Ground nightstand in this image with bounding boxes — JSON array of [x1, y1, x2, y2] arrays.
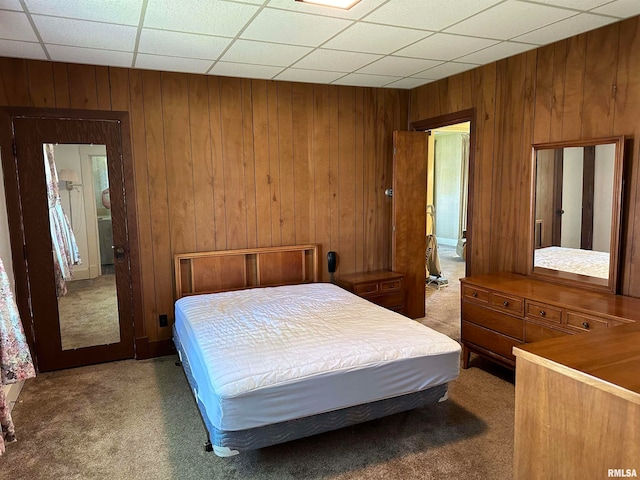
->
[[335, 270, 405, 314]]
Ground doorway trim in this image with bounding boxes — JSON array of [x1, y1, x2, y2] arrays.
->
[[411, 108, 476, 278], [0, 107, 144, 369]]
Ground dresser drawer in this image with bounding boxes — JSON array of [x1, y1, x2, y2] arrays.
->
[[380, 279, 401, 292], [462, 301, 524, 340], [526, 301, 562, 326], [370, 291, 404, 309], [490, 292, 524, 316], [462, 321, 522, 361], [524, 320, 570, 343], [354, 282, 379, 295], [462, 284, 489, 304], [566, 312, 609, 332]]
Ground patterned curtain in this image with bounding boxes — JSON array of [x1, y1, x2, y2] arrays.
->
[[0, 256, 36, 455], [43, 144, 81, 297]]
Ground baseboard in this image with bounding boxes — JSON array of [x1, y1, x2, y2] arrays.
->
[[148, 339, 176, 358]]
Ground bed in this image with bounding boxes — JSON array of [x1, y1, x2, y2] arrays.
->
[[173, 245, 461, 457], [533, 246, 609, 279]]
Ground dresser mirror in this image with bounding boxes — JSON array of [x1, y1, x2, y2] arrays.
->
[[530, 136, 624, 294]]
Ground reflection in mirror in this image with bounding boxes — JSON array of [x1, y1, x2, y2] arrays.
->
[[531, 137, 624, 293], [44, 143, 120, 350]]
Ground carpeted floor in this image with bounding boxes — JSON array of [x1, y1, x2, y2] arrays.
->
[[5, 248, 515, 479]]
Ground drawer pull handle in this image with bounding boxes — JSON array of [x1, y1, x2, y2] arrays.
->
[[472, 292, 477, 298], [503, 301, 509, 307], [539, 310, 546, 316], [582, 321, 590, 329]]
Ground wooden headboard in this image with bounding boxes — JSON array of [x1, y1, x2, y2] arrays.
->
[[174, 244, 318, 299]]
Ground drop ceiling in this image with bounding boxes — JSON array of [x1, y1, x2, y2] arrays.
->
[[1, 0, 638, 89]]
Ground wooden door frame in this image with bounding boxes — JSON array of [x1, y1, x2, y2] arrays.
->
[[411, 108, 476, 278], [0, 107, 145, 369]]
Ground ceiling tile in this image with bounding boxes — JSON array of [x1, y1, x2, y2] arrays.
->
[[135, 53, 212, 73], [265, 0, 387, 20], [0, 39, 46, 59], [395, 33, 498, 61], [592, 0, 640, 18], [445, 1, 576, 40], [362, 0, 503, 31], [532, 0, 614, 10], [412, 62, 478, 80], [357, 56, 441, 76], [0, 0, 22, 11], [513, 13, 616, 45], [292, 48, 382, 72], [241, 8, 351, 46], [324, 23, 430, 54], [456, 41, 535, 64], [144, 0, 259, 36], [33, 15, 137, 50], [275, 68, 345, 83], [384, 77, 430, 89], [0, 11, 38, 41], [221, 39, 312, 66], [24, 0, 143, 25], [138, 29, 231, 60], [332, 72, 402, 87], [210, 61, 282, 79], [48, 45, 133, 67]]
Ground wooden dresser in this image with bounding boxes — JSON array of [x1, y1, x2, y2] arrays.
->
[[460, 272, 640, 369], [335, 270, 405, 314], [513, 322, 640, 479]]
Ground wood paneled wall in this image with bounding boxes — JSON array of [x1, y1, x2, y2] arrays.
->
[[0, 58, 408, 346], [410, 15, 640, 297]]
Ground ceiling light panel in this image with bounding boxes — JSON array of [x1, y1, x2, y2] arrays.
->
[[324, 23, 430, 54], [221, 39, 312, 66], [513, 13, 615, 45], [0, 11, 38, 41], [0, 39, 46, 60], [144, 0, 259, 37], [24, 0, 144, 26], [138, 29, 231, 60], [395, 33, 498, 61], [266, 0, 386, 20], [292, 48, 382, 72], [241, 8, 352, 46], [362, 0, 503, 31], [357, 56, 442, 77], [210, 62, 283, 79], [445, 1, 576, 40], [48, 45, 133, 67], [33, 15, 137, 50], [135, 53, 214, 74]]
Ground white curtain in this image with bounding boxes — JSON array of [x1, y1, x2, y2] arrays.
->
[[459, 133, 470, 236], [43, 144, 81, 297]]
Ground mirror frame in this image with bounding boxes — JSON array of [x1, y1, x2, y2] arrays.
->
[[529, 136, 625, 294]]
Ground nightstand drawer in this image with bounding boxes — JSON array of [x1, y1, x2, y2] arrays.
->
[[354, 282, 379, 295], [526, 301, 562, 325], [381, 279, 401, 292], [371, 291, 404, 309]]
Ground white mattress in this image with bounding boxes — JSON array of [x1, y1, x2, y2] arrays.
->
[[174, 282, 461, 431], [534, 246, 609, 279]]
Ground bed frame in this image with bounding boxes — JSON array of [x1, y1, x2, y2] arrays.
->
[[172, 244, 451, 456]]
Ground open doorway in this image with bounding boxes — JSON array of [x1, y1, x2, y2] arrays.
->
[[425, 122, 470, 288]]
